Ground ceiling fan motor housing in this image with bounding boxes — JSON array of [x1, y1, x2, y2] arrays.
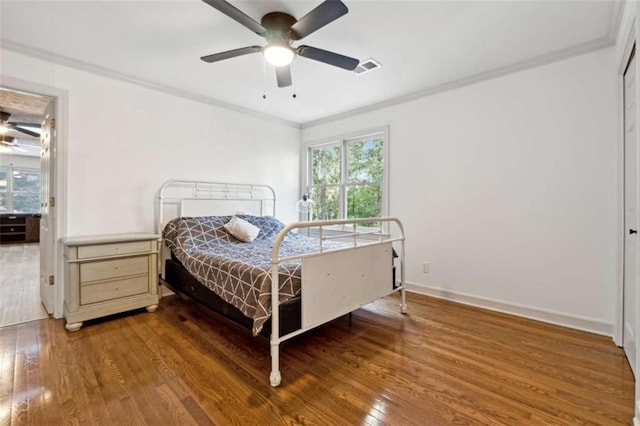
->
[[261, 12, 297, 45], [0, 111, 10, 123]]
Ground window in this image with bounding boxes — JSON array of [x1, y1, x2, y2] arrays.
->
[[0, 167, 41, 213], [0, 169, 7, 212], [304, 128, 388, 227]]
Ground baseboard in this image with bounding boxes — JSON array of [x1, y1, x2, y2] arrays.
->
[[404, 282, 613, 337]]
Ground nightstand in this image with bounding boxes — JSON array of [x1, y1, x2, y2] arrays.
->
[[62, 233, 160, 331]]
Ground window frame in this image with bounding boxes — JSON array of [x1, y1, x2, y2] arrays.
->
[[301, 126, 390, 232], [0, 165, 42, 214]]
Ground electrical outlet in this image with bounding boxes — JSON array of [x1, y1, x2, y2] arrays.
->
[[421, 262, 429, 273]]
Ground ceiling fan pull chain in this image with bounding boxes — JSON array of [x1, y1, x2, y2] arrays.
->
[[262, 55, 267, 99], [292, 61, 297, 99]]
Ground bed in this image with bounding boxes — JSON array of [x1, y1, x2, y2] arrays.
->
[[156, 179, 406, 387]]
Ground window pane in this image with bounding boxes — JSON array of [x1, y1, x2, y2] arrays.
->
[[12, 192, 41, 213], [309, 186, 340, 220], [311, 144, 341, 185], [0, 192, 7, 213], [11, 169, 41, 213], [347, 184, 382, 223], [0, 169, 7, 191], [347, 138, 383, 184], [13, 170, 41, 192]]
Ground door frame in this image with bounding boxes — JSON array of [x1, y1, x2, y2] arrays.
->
[[617, 15, 637, 348], [0, 75, 68, 319]]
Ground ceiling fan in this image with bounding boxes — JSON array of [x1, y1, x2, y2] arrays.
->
[[200, 0, 360, 88], [0, 111, 41, 138]]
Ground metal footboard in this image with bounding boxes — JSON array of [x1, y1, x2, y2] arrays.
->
[[268, 217, 406, 387]]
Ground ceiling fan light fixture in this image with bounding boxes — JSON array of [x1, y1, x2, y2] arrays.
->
[[264, 45, 295, 67]]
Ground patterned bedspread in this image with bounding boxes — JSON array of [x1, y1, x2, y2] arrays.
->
[[163, 215, 344, 335]]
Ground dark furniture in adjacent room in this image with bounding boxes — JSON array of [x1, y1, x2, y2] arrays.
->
[[0, 213, 40, 244]]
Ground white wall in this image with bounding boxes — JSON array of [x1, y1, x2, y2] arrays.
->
[[303, 47, 618, 334], [0, 153, 39, 169], [0, 48, 301, 236]]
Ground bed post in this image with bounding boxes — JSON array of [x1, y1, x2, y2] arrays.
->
[[400, 237, 407, 314], [270, 263, 282, 387]]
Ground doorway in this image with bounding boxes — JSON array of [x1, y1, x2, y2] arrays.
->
[[0, 87, 53, 326], [624, 46, 637, 376]]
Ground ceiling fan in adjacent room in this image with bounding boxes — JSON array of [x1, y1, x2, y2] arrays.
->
[[200, 0, 360, 88], [0, 110, 41, 138]]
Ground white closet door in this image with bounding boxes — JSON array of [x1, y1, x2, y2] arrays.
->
[[624, 48, 637, 376]]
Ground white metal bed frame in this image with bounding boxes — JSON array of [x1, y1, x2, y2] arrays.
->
[[156, 179, 406, 387]]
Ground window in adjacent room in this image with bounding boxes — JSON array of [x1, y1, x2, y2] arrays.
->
[[0, 167, 41, 213], [0, 168, 7, 212], [304, 127, 389, 228]]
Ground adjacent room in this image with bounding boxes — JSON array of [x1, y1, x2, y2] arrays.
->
[[0, 88, 48, 327], [0, 0, 636, 424]]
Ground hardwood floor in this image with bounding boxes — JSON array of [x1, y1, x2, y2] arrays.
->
[[0, 292, 633, 425], [0, 244, 47, 328]]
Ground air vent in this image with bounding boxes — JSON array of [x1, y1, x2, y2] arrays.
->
[[353, 58, 382, 76]]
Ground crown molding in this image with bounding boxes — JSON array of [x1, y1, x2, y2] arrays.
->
[[0, 38, 301, 129], [301, 37, 614, 129], [0, 30, 617, 132]]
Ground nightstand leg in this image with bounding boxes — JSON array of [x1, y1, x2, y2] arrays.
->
[[146, 304, 158, 313], [65, 322, 83, 332]]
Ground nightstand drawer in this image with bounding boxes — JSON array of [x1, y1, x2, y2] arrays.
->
[[77, 240, 152, 259], [81, 275, 149, 305], [80, 256, 148, 283]]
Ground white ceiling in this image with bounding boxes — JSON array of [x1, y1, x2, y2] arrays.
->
[[0, 0, 622, 126]]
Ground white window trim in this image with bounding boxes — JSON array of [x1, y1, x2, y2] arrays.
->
[[300, 126, 390, 232]]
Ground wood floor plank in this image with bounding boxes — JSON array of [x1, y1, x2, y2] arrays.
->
[[0, 292, 633, 425], [0, 244, 47, 328]]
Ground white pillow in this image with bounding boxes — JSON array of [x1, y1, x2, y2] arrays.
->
[[224, 216, 260, 242]]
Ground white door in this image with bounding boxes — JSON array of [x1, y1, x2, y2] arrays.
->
[[624, 48, 637, 376], [39, 100, 55, 313]]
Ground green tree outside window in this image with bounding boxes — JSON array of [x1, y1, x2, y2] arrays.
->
[[308, 135, 385, 226]]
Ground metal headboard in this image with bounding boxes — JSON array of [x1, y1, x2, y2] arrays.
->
[[155, 179, 276, 235]]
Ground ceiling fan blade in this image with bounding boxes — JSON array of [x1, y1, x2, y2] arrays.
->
[[297, 45, 359, 71], [4, 123, 40, 138], [290, 0, 348, 40], [201, 46, 262, 63], [201, 0, 266, 35], [8, 122, 40, 127], [276, 65, 292, 88]]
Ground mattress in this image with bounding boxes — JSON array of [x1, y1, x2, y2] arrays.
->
[[163, 215, 344, 336], [164, 256, 302, 338]]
